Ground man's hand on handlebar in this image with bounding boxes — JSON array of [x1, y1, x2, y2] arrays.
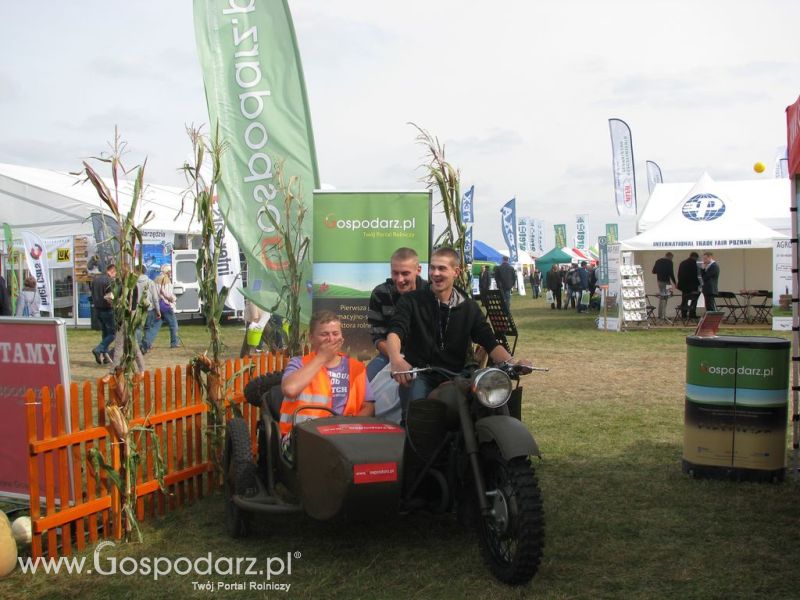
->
[[390, 356, 414, 387]]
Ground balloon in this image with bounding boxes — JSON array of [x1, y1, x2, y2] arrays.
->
[[753, 162, 766, 173]]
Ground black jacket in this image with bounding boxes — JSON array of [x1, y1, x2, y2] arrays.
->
[[479, 269, 491, 295], [0, 275, 10, 316], [367, 275, 427, 346], [702, 261, 720, 295], [90, 272, 114, 310], [652, 257, 676, 284], [388, 287, 499, 373], [545, 269, 562, 291], [677, 257, 700, 293], [494, 262, 516, 291]]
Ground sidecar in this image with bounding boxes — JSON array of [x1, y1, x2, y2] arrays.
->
[[223, 373, 406, 537]]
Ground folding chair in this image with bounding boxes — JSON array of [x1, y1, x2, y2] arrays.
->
[[750, 291, 772, 324], [715, 291, 746, 324]]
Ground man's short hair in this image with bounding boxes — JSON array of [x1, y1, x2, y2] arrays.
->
[[391, 247, 419, 263], [703, 251, 714, 258], [580, 261, 587, 267], [665, 252, 674, 258], [309, 310, 341, 334], [689, 252, 699, 259], [106, 263, 116, 273], [431, 247, 460, 267], [502, 255, 509, 263]]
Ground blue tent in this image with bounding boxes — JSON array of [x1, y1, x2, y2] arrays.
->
[[473, 240, 504, 263]]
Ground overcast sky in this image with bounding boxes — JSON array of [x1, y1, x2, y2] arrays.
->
[[1, 0, 798, 251]]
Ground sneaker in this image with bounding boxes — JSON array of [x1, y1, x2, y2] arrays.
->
[[92, 349, 102, 365], [102, 353, 112, 364]]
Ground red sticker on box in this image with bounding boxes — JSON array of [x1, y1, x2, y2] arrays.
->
[[353, 462, 399, 484], [316, 423, 404, 435]]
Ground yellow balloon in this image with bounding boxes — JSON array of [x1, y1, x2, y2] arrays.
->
[[754, 162, 766, 173]]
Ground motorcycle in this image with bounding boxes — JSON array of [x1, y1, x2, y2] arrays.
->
[[224, 361, 547, 586]]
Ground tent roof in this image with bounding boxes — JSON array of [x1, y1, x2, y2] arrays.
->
[[537, 247, 573, 264], [499, 248, 535, 264], [0, 162, 201, 239], [638, 176, 789, 235], [621, 173, 787, 251], [473, 239, 504, 263]]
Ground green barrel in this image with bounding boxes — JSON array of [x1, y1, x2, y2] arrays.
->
[[683, 335, 790, 481]]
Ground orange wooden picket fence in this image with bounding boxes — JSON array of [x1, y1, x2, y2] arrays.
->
[[24, 352, 287, 560]]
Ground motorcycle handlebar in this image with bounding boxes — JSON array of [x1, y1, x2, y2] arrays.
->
[[391, 363, 548, 379]]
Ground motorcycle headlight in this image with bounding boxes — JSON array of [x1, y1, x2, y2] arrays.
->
[[471, 368, 512, 408]]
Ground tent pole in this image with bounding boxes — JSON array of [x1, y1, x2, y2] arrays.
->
[[791, 175, 799, 479]]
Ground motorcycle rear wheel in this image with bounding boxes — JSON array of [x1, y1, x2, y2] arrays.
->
[[477, 446, 544, 585]]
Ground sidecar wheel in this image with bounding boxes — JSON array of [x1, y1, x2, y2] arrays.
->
[[223, 418, 254, 538], [477, 446, 544, 586]]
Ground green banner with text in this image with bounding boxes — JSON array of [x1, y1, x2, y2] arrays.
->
[[313, 191, 431, 356]]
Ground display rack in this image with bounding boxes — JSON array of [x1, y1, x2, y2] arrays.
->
[[620, 265, 648, 328]]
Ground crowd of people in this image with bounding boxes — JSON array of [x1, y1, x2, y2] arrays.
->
[[544, 261, 599, 312]]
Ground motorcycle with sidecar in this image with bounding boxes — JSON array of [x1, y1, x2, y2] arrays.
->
[[224, 362, 546, 585]]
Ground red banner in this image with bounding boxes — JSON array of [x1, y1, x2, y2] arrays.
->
[[353, 462, 398, 484], [787, 96, 800, 176], [316, 422, 404, 436], [0, 318, 70, 498]]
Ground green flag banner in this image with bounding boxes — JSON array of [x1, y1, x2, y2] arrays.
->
[[194, 0, 319, 322], [554, 224, 567, 248], [606, 223, 619, 243], [313, 191, 431, 355]]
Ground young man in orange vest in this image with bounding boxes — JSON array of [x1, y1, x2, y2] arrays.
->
[[279, 310, 374, 439]]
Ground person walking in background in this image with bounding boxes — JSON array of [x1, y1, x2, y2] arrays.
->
[[546, 265, 562, 309], [530, 269, 541, 299], [677, 252, 701, 319], [0, 273, 12, 316], [652, 252, 677, 321], [493, 256, 516, 309], [576, 261, 589, 312], [136, 265, 161, 354], [701, 251, 720, 312], [142, 264, 180, 351], [479, 264, 492, 302], [15, 274, 40, 317], [90, 263, 116, 365]]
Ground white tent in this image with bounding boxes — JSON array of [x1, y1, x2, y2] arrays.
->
[[621, 173, 787, 296], [638, 176, 789, 236], [499, 248, 535, 265], [0, 162, 200, 238]]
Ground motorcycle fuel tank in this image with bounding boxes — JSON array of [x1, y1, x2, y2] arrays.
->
[[295, 416, 405, 521]]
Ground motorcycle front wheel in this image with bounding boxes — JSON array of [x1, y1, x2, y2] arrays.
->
[[477, 445, 544, 586]]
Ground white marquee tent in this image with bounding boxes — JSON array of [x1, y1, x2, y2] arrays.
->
[[638, 176, 790, 236], [0, 163, 201, 239], [621, 173, 787, 297]]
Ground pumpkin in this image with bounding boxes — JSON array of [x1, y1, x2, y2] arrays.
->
[[12, 517, 32, 545], [0, 511, 17, 577]]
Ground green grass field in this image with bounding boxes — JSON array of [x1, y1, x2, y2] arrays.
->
[[3, 295, 798, 599]]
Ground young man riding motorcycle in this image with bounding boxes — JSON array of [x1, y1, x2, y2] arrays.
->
[[280, 310, 375, 441], [385, 247, 532, 420]]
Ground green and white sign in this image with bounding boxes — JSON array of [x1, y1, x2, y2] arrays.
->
[[313, 191, 431, 355]]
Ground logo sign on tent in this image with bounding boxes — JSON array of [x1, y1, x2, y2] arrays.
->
[[682, 194, 726, 222], [312, 191, 431, 355]]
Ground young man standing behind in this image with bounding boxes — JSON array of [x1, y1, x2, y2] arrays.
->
[[366, 247, 427, 381]]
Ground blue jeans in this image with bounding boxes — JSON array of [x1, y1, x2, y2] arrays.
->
[[143, 310, 179, 349], [501, 289, 512, 309], [94, 309, 115, 354], [366, 353, 390, 381], [398, 372, 440, 425]]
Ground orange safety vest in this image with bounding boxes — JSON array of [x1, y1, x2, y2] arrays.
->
[[278, 353, 366, 435]]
